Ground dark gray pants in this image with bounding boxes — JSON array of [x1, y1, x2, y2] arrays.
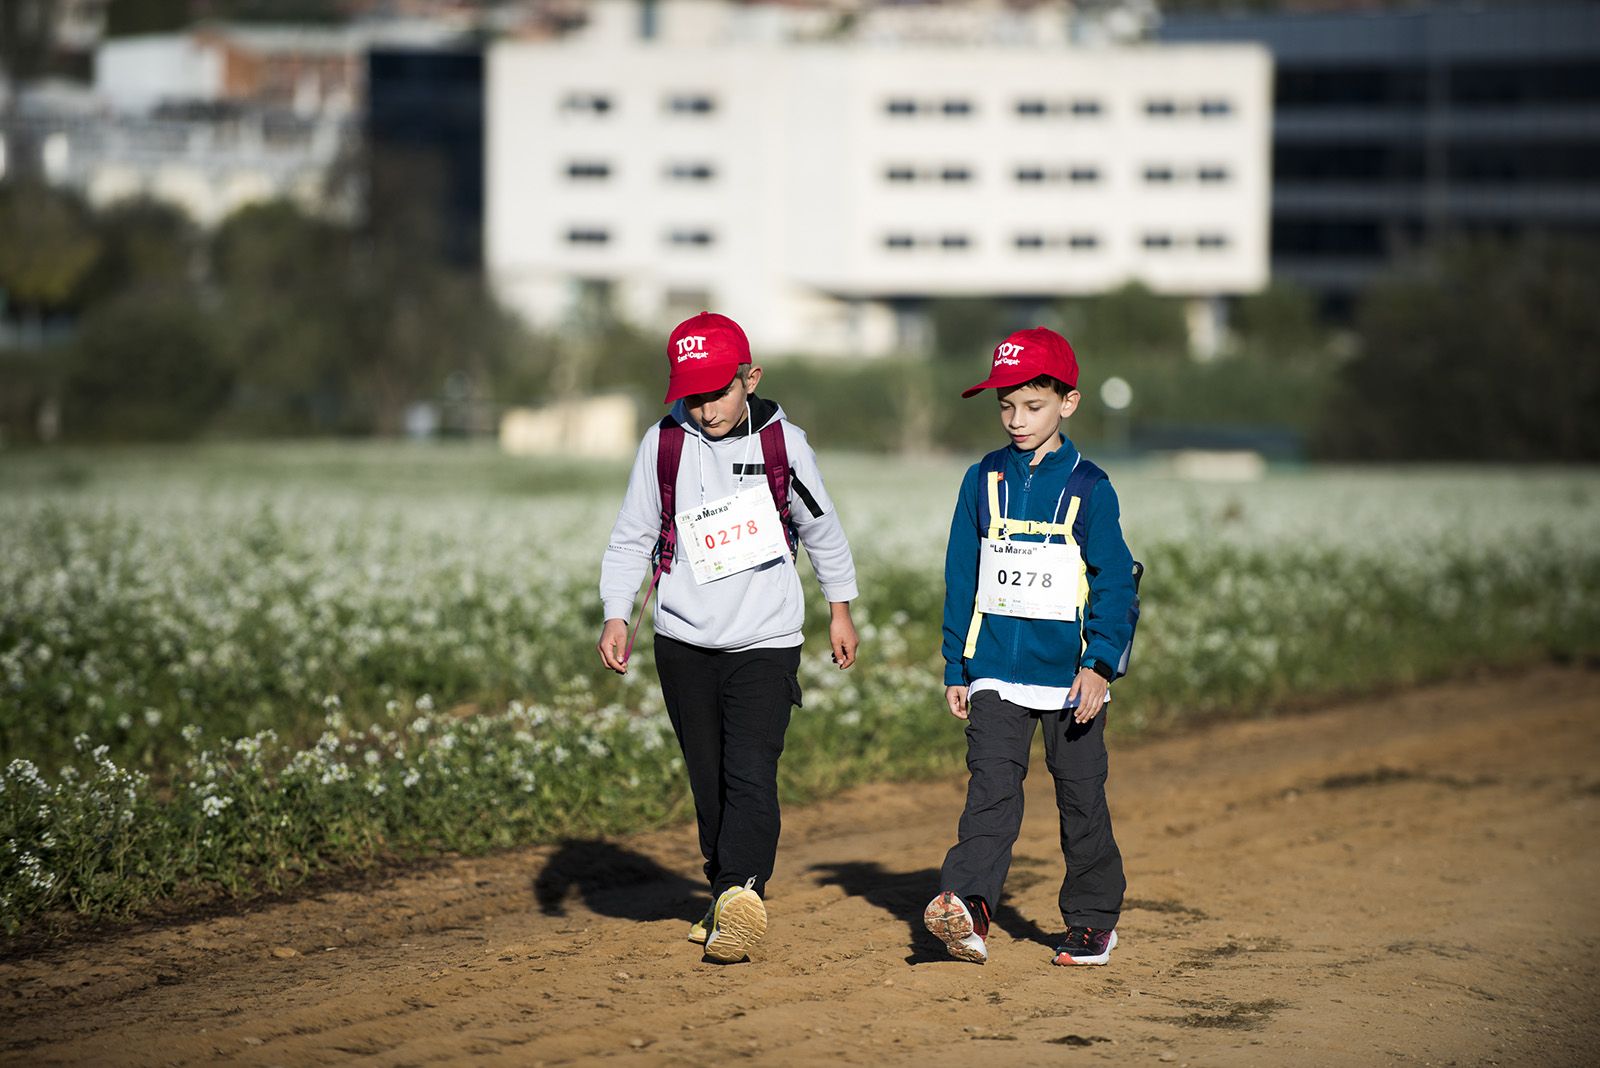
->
[[654, 634, 803, 898], [938, 689, 1125, 929]]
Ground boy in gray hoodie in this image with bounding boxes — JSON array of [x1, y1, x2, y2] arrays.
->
[[597, 312, 860, 963]]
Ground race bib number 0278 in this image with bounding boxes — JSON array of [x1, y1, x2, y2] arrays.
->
[[675, 487, 789, 585], [976, 538, 1080, 621]]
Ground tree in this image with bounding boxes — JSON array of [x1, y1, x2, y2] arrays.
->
[[1330, 236, 1600, 461], [65, 289, 231, 441], [0, 0, 58, 181], [1232, 281, 1324, 359], [927, 297, 1015, 362], [1058, 281, 1187, 359], [0, 182, 100, 317]]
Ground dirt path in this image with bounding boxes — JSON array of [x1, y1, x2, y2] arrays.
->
[[4, 669, 1599, 1067]]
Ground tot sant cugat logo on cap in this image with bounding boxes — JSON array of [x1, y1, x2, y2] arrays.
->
[[675, 335, 709, 363], [994, 342, 1024, 367]]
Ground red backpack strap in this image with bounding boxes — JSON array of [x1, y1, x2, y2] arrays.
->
[[654, 417, 684, 573], [758, 420, 798, 557]]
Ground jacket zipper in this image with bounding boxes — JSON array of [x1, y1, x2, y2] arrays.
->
[[1008, 458, 1035, 677]]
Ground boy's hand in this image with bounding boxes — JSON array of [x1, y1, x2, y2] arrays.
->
[[1067, 669, 1109, 724], [596, 618, 630, 674], [828, 602, 858, 669], [946, 685, 970, 720]]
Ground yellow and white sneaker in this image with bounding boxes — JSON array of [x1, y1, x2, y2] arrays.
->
[[703, 878, 767, 963], [686, 903, 714, 945]]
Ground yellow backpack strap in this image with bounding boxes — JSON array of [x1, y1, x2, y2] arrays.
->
[[963, 606, 984, 658]]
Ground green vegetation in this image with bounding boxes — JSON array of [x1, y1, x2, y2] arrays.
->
[[3, 447, 1597, 934]]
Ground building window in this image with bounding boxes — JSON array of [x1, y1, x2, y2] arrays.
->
[[666, 161, 716, 182], [667, 94, 716, 115], [667, 229, 715, 247], [1142, 233, 1173, 250], [885, 98, 918, 116], [1144, 99, 1178, 117], [1015, 165, 1100, 185], [566, 161, 611, 180], [1198, 165, 1231, 184], [941, 166, 972, 183], [567, 227, 610, 245], [1013, 233, 1101, 251], [1199, 98, 1233, 117], [884, 233, 915, 250], [940, 233, 971, 249], [1071, 99, 1102, 116], [885, 165, 917, 182], [1197, 233, 1230, 250], [942, 99, 973, 116], [1143, 165, 1175, 183], [561, 92, 612, 115], [1016, 99, 1048, 117]]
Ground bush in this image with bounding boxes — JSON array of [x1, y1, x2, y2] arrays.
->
[[64, 290, 231, 442], [1330, 236, 1600, 461]]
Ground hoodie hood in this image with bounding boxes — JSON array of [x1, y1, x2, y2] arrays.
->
[[669, 395, 784, 442]]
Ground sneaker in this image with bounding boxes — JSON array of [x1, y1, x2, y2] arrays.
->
[[704, 878, 767, 963], [923, 891, 989, 964], [686, 903, 714, 944], [1052, 926, 1117, 966]]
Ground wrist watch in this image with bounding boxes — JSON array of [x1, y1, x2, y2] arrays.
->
[[1084, 659, 1114, 682]]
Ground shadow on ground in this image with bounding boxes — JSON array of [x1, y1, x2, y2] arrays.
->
[[533, 839, 704, 924], [808, 860, 1057, 964]]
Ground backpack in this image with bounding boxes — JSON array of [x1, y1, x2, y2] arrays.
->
[[651, 414, 798, 576], [967, 451, 1144, 679]]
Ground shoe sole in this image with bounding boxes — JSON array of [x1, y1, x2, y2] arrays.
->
[[923, 892, 987, 964], [1052, 929, 1118, 966], [704, 891, 766, 963], [687, 925, 707, 945]]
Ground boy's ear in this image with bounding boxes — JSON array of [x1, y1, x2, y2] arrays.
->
[[1061, 389, 1082, 417], [744, 365, 763, 392]]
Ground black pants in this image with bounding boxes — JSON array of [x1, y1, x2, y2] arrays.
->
[[654, 634, 803, 898], [938, 689, 1125, 929]]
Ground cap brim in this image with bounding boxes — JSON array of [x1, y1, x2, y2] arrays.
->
[[663, 364, 741, 405], [960, 368, 1034, 398]]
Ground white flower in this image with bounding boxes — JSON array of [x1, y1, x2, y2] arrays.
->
[[402, 769, 422, 789], [201, 794, 234, 818]]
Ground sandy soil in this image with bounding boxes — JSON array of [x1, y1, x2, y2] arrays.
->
[[3, 668, 1598, 1067]]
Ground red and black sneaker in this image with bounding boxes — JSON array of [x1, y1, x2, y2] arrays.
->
[[1052, 926, 1118, 966], [923, 891, 991, 964]]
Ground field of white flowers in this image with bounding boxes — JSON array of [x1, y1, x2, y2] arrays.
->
[[3, 444, 1598, 933]]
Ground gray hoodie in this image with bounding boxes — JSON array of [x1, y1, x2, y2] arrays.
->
[[600, 396, 859, 651]]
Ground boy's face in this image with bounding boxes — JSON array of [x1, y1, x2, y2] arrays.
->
[[997, 381, 1079, 452], [684, 365, 762, 438]]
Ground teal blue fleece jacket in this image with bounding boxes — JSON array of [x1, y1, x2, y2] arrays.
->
[[941, 435, 1136, 688]]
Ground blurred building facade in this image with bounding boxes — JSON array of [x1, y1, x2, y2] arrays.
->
[[1160, 2, 1600, 316], [368, 43, 485, 265], [485, 0, 1270, 356], [8, 20, 467, 226]]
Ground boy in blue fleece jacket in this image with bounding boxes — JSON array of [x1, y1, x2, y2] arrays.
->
[[923, 327, 1137, 968]]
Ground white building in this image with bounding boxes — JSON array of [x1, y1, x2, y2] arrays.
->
[[486, 0, 1272, 357]]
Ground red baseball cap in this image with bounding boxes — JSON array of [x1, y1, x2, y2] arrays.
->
[[664, 312, 752, 404], [960, 327, 1080, 398]]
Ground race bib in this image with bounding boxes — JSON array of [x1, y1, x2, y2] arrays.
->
[[676, 487, 789, 585], [976, 538, 1080, 621]]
